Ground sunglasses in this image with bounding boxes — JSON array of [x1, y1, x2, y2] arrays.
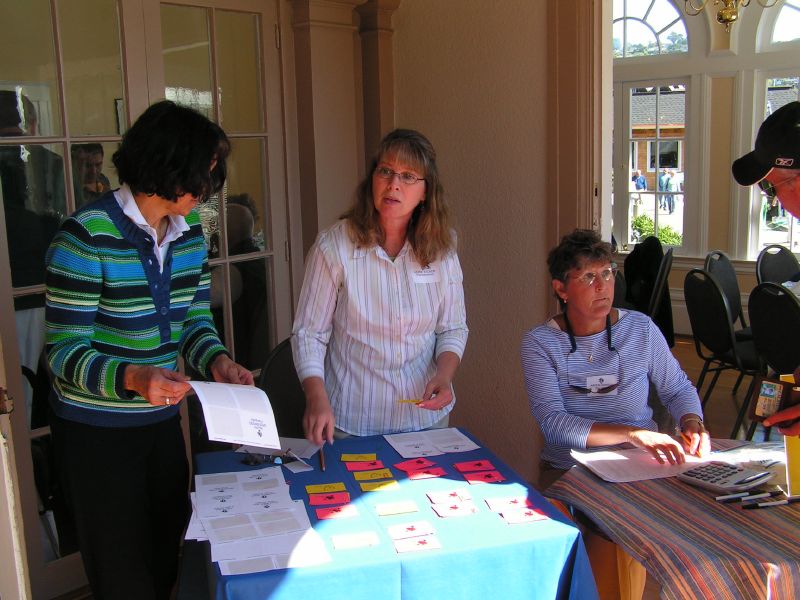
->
[[240, 449, 296, 466]]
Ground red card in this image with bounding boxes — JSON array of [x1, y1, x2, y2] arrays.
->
[[463, 470, 506, 484], [453, 459, 496, 473], [345, 460, 385, 471], [394, 458, 436, 472], [308, 491, 350, 506], [316, 505, 359, 520], [406, 467, 447, 480]]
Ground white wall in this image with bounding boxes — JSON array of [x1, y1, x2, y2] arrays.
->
[[392, 1, 550, 483]]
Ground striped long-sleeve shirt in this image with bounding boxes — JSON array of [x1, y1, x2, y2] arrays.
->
[[521, 310, 702, 469], [45, 192, 228, 427], [291, 220, 468, 436]]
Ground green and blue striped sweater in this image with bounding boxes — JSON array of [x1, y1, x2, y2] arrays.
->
[[45, 193, 228, 427]]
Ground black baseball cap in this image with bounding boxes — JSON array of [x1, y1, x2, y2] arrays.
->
[[732, 101, 800, 186]]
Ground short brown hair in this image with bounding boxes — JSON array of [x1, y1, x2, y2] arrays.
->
[[547, 229, 613, 282]]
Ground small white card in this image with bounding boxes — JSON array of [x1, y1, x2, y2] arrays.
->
[[331, 531, 381, 550], [500, 508, 549, 524], [375, 500, 419, 516], [387, 520, 434, 540], [430, 500, 478, 518], [394, 534, 442, 553], [484, 496, 534, 512], [411, 264, 440, 283], [426, 488, 472, 504]]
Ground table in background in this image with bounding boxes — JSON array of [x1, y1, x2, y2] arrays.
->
[[547, 460, 800, 600], [196, 429, 598, 600]]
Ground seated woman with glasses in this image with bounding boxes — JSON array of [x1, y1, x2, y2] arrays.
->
[[292, 129, 468, 445], [521, 229, 709, 488], [521, 229, 708, 600]]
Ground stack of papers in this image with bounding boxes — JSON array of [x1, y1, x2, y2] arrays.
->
[[186, 467, 330, 575]]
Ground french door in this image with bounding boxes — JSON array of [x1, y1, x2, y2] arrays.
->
[[0, 0, 291, 596]]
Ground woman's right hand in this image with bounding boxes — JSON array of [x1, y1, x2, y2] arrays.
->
[[124, 364, 192, 406], [627, 429, 687, 465], [302, 377, 335, 446]]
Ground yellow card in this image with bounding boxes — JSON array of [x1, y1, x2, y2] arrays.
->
[[341, 453, 377, 462], [305, 482, 347, 495], [353, 469, 394, 481], [360, 480, 399, 492], [786, 434, 800, 498]]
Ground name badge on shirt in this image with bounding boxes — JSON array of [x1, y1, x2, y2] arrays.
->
[[412, 264, 440, 283], [586, 374, 618, 396]]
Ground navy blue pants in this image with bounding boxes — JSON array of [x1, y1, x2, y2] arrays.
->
[[51, 412, 190, 600]]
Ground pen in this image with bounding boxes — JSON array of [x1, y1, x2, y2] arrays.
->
[[397, 399, 422, 404], [716, 491, 750, 502], [741, 497, 799, 509], [740, 490, 783, 503], [319, 444, 326, 472]]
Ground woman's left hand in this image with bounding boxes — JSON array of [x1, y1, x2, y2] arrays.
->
[[679, 418, 710, 458], [418, 374, 453, 410], [210, 354, 254, 386]]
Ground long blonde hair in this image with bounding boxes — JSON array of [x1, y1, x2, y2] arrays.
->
[[343, 129, 453, 266]]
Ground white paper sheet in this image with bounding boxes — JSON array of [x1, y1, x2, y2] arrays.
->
[[383, 428, 480, 458], [194, 467, 294, 518], [216, 529, 330, 574], [571, 441, 787, 484], [190, 381, 279, 449], [570, 447, 704, 483]]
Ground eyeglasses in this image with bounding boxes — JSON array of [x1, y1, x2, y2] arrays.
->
[[759, 173, 799, 200], [375, 166, 425, 185], [569, 264, 617, 287]]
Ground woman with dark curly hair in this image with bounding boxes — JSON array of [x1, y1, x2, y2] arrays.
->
[[292, 129, 468, 445], [46, 100, 252, 599]]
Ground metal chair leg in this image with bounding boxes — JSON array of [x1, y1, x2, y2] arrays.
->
[[702, 370, 723, 408], [731, 372, 745, 396], [730, 375, 757, 439]]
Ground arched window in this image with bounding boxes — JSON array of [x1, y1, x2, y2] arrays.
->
[[612, 0, 688, 58], [772, 0, 800, 43]]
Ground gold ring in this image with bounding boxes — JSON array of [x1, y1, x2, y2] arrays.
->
[[165, 397, 171, 406]]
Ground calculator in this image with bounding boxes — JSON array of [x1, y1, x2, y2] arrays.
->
[[676, 461, 774, 493]]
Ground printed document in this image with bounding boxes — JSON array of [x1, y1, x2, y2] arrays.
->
[[190, 381, 279, 449]]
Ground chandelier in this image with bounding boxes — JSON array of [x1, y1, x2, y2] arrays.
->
[[684, 0, 779, 32]]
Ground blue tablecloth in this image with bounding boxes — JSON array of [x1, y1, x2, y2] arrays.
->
[[196, 429, 598, 600]]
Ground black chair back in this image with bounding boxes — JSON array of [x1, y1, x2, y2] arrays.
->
[[748, 282, 800, 375], [756, 244, 800, 284], [684, 268, 737, 358], [647, 247, 673, 318], [705, 250, 747, 328], [257, 338, 306, 438]]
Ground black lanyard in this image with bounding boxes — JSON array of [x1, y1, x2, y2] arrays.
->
[[562, 311, 616, 354]]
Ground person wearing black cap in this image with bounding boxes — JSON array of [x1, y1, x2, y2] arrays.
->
[[732, 100, 800, 436]]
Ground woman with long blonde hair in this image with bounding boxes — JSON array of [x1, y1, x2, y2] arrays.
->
[[292, 129, 468, 445]]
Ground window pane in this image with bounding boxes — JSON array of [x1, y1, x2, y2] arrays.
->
[[227, 138, 268, 252], [162, 5, 214, 119], [230, 257, 270, 369], [613, 20, 625, 58], [630, 192, 656, 244], [648, 0, 680, 31], [70, 142, 119, 208], [625, 19, 658, 56], [1, 143, 67, 288], [0, 1, 62, 136], [658, 86, 685, 138], [59, 0, 125, 136], [217, 10, 263, 133], [773, 4, 800, 43], [660, 24, 688, 54], [630, 88, 656, 137]]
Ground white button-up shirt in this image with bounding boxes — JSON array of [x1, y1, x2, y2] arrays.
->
[[115, 184, 189, 271], [292, 220, 468, 436]]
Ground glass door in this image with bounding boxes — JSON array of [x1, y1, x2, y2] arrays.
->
[[0, 0, 290, 596]]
